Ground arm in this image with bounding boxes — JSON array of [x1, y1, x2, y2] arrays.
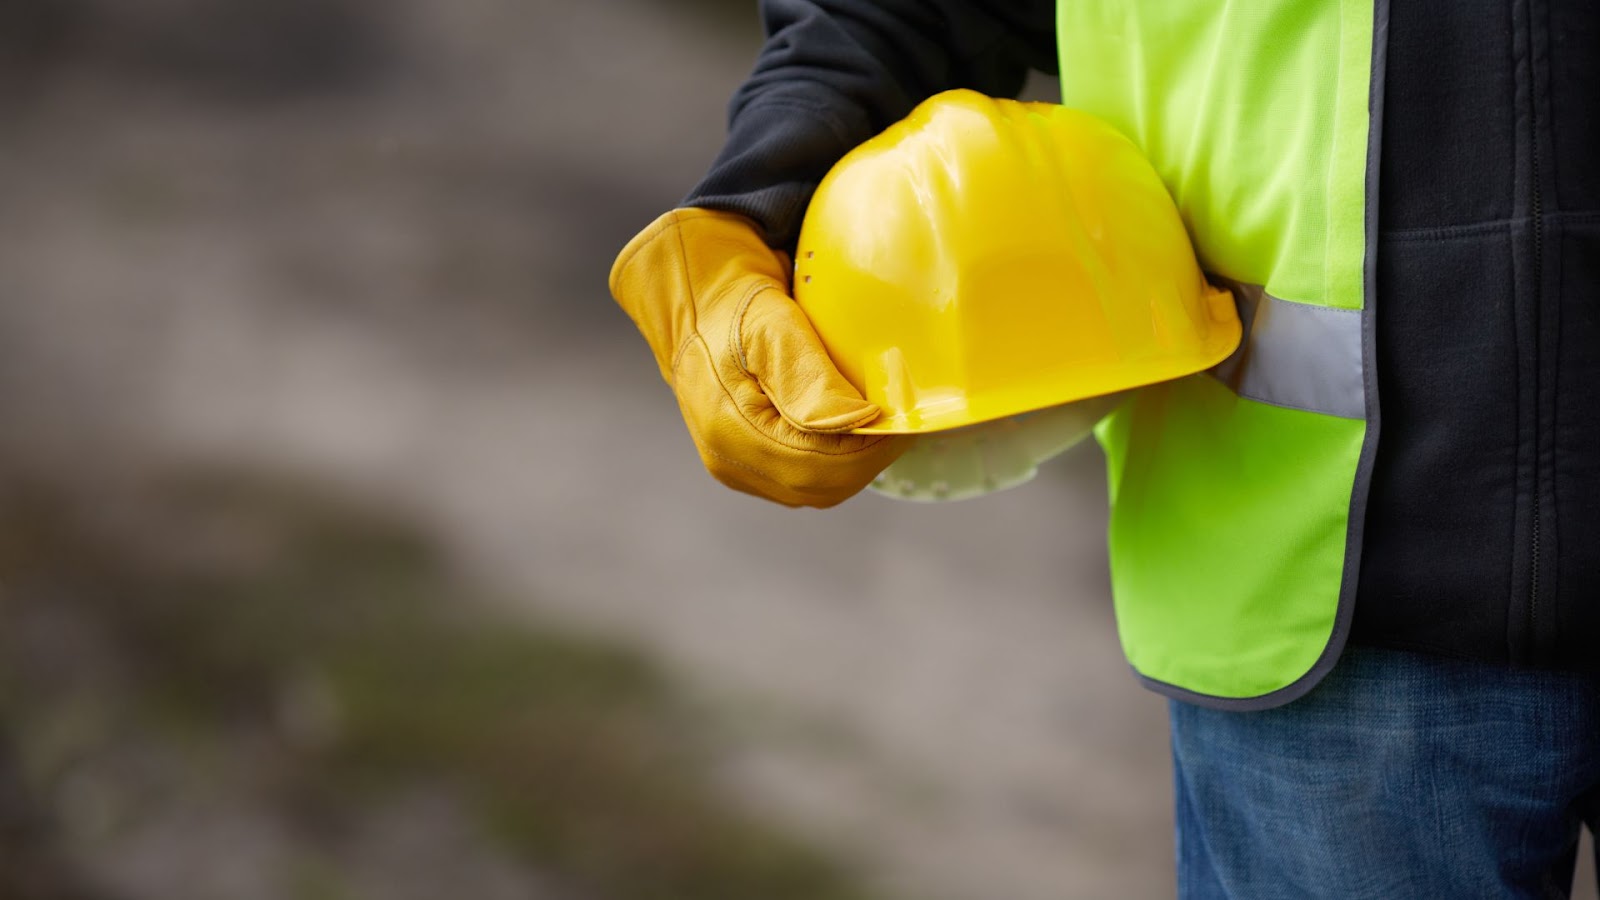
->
[[610, 1, 1056, 507], [689, 0, 1058, 248]]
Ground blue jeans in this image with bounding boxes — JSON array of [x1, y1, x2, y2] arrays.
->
[[1170, 647, 1600, 899]]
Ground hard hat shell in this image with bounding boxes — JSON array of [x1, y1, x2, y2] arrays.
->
[[794, 89, 1241, 435]]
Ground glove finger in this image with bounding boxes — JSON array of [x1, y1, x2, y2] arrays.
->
[[675, 338, 907, 507], [737, 287, 881, 434]]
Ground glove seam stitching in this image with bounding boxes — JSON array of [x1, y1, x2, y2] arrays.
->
[[667, 210, 709, 377], [730, 281, 760, 376]]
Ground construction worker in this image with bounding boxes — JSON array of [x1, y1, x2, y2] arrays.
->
[[609, 2, 1600, 897]]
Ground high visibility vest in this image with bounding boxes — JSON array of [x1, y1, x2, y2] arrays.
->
[[1058, 1, 1385, 708]]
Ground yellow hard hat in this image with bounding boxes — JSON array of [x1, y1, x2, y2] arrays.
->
[[793, 89, 1240, 435]]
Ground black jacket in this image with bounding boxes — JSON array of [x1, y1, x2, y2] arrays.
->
[[686, 0, 1600, 673]]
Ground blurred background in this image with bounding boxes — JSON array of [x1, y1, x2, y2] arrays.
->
[[0, 3, 1587, 900]]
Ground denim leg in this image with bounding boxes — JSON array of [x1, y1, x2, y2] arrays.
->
[[1170, 647, 1600, 900]]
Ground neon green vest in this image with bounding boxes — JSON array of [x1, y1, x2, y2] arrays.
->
[[1058, 1, 1386, 708]]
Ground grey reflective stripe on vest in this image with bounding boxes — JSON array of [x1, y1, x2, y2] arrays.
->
[[1209, 281, 1366, 420]]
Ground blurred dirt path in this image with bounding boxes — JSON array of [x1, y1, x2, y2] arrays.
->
[[0, 2, 1174, 897]]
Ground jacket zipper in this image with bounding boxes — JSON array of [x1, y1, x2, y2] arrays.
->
[[1528, 159, 1542, 645], [1526, 9, 1544, 652]]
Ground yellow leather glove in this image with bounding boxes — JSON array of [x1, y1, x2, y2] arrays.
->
[[609, 208, 905, 508]]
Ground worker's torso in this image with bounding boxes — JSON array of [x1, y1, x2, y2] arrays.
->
[[1059, 0, 1600, 704], [1356, 0, 1600, 670]]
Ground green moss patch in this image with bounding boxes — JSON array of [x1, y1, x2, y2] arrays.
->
[[0, 468, 875, 900]]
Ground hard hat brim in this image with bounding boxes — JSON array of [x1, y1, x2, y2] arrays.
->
[[846, 317, 1241, 435]]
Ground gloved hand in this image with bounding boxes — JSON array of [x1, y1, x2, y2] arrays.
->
[[609, 208, 905, 508]]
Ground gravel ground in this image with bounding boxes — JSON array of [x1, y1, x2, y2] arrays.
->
[[0, 3, 1174, 896]]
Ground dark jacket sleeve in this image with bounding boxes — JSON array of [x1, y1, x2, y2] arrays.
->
[[684, 0, 1057, 249]]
